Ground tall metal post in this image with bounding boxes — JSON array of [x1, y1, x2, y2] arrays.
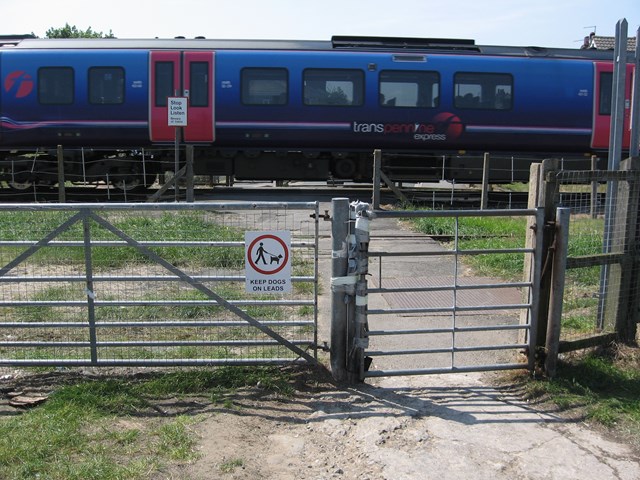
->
[[630, 27, 640, 158], [82, 211, 98, 364], [599, 19, 629, 326], [330, 198, 350, 381], [174, 127, 181, 202], [590, 155, 599, 219], [608, 19, 628, 172]]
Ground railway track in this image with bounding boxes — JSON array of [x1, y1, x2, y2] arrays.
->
[[0, 182, 584, 210]]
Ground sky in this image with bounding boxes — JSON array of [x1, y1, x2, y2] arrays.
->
[[2, 0, 638, 49]]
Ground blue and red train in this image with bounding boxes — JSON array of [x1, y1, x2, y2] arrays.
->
[[0, 35, 636, 189]]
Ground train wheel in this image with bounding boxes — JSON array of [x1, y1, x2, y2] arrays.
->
[[112, 177, 142, 191], [7, 179, 34, 191], [112, 173, 156, 192], [7, 172, 34, 191], [332, 158, 357, 179]]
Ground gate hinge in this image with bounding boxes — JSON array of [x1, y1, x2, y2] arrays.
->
[[312, 341, 331, 352], [310, 210, 331, 221]]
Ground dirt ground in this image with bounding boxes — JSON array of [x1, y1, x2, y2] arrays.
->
[[1, 356, 639, 480], [163, 366, 640, 480]]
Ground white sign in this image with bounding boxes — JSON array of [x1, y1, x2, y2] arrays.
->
[[245, 231, 291, 293], [168, 97, 188, 126]]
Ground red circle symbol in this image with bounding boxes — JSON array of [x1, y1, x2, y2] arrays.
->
[[4, 71, 34, 98], [247, 234, 289, 275], [432, 112, 464, 140]]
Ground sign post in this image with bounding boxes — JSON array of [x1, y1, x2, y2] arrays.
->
[[168, 97, 188, 201], [245, 231, 292, 293]]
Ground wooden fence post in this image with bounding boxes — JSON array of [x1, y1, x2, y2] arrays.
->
[[372, 150, 382, 210], [185, 145, 194, 203], [545, 208, 571, 378], [57, 145, 66, 203], [527, 159, 559, 350], [590, 155, 599, 219], [480, 153, 490, 210]]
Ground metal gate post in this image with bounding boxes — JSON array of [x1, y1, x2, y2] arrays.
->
[[81, 210, 98, 364], [351, 203, 370, 382], [330, 198, 350, 381]]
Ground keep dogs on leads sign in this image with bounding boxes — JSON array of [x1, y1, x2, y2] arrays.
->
[[245, 231, 292, 293]]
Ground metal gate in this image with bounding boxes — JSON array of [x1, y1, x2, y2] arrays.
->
[[330, 200, 543, 380], [0, 202, 318, 366]]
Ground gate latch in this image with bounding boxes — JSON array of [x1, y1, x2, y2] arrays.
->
[[310, 210, 331, 221]]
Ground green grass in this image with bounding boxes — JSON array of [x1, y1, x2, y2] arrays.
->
[[410, 213, 609, 336], [0, 367, 294, 480], [411, 215, 527, 279], [0, 210, 245, 270], [520, 350, 640, 440]]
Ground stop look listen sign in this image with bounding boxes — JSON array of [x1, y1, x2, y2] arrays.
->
[[245, 231, 291, 293]]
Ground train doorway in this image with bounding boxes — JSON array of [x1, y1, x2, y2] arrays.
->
[[591, 62, 633, 150], [149, 51, 215, 142]]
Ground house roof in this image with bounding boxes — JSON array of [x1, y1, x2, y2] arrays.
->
[[585, 34, 637, 51]]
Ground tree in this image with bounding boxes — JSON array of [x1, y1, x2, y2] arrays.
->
[[45, 23, 115, 38]]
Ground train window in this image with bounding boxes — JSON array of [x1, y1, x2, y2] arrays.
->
[[599, 72, 612, 115], [454, 72, 512, 110], [241, 68, 288, 105], [155, 62, 174, 107], [379, 70, 439, 108], [38, 67, 74, 105], [190, 62, 209, 107], [89, 67, 124, 105], [303, 69, 364, 106]]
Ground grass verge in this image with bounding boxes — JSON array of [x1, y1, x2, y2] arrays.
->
[[0, 366, 295, 480], [511, 346, 640, 450], [410, 213, 603, 331]]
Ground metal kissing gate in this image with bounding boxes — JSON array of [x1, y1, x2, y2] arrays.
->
[[0, 202, 319, 367], [330, 199, 544, 381]]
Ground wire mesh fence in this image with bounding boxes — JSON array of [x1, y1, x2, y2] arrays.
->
[[0, 148, 602, 204], [554, 166, 640, 344], [0, 147, 235, 203], [0, 202, 319, 366]]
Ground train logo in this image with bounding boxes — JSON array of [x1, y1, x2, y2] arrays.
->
[[353, 112, 464, 142], [432, 112, 464, 139], [4, 71, 34, 98]]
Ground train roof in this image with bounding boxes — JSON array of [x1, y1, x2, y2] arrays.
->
[[1, 35, 632, 61]]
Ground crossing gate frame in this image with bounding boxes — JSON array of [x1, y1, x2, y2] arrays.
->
[[0, 202, 319, 367], [330, 199, 544, 381]]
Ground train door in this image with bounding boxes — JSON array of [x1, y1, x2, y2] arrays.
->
[[149, 51, 215, 142], [592, 62, 633, 150]]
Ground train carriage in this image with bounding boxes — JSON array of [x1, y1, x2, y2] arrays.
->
[[0, 35, 636, 189]]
